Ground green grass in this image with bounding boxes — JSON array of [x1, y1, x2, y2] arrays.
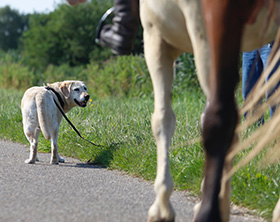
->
[[0, 87, 279, 220]]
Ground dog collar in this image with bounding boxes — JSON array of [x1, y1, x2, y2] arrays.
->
[[46, 87, 102, 147], [45, 86, 65, 109]]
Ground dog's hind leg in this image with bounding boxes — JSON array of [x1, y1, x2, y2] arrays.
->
[[49, 125, 64, 164], [57, 153, 65, 163], [142, 18, 181, 222], [25, 127, 40, 164], [50, 139, 59, 164], [50, 128, 60, 164]]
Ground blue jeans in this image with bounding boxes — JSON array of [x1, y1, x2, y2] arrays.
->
[[242, 43, 279, 119]]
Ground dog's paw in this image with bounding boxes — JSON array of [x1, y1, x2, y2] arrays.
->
[[58, 157, 65, 163], [50, 157, 59, 164], [51, 161, 59, 165], [51, 162, 59, 165], [25, 159, 36, 164]]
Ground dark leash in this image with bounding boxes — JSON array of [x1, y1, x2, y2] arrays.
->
[[45, 87, 103, 147]]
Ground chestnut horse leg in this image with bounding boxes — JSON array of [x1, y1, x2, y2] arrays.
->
[[194, 1, 257, 221]]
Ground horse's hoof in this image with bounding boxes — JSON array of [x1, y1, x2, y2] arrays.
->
[[148, 202, 175, 222]]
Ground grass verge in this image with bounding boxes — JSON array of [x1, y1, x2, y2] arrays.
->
[[0, 88, 279, 220]]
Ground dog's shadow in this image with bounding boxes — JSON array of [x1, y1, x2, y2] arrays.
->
[[60, 142, 121, 169], [61, 162, 106, 169]]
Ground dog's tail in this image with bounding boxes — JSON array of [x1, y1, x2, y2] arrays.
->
[[36, 94, 51, 140]]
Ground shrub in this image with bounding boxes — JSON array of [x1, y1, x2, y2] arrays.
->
[[0, 51, 35, 89], [173, 52, 200, 96], [21, 1, 113, 70], [0, 52, 201, 97], [87, 55, 152, 98], [42, 64, 88, 84]]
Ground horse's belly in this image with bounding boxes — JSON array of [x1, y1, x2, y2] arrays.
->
[[242, 8, 278, 51], [159, 21, 193, 53], [141, 0, 193, 53]]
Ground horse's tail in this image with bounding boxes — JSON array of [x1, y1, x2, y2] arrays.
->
[[225, 36, 280, 180]]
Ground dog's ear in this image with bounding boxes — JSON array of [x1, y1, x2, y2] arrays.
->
[[59, 82, 73, 99]]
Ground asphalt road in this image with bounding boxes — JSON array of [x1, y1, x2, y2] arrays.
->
[[0, 139, 264, 222]]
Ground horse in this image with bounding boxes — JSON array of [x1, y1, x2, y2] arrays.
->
[[140, 0, 278, 221]]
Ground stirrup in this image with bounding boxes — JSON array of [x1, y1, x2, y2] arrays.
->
[[95, 7, 115, 45]]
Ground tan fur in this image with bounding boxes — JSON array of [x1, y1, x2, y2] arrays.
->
[[21, 80, 89, 164]]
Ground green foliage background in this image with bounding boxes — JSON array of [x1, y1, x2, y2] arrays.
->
[[0, 6, 28, 51], [21, 0, 113, 69], [0, 0, 144, 70]]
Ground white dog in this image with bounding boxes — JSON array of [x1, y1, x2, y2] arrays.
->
[[21, 80, 90, 164]]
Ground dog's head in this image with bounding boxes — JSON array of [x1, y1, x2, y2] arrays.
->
[[59, 81, 90, 108]]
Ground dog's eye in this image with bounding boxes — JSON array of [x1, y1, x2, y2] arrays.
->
[[84, 87, 87, 91], [74, 88, 80, 92]]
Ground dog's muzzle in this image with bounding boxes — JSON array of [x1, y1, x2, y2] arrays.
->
[[75, 94, 90, 107]]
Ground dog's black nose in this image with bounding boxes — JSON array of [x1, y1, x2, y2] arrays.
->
[[85, 94, 90, 102]]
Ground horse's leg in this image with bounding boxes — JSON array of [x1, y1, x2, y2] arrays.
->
[[273, 197, 280, 222], [143, 24, 180, 222], [218, 144, 235, 222], [196, 50, 239, 221], [194, 1, 256, 221], [180, 2, 233, 221], [194, 147, 234, 222], [182, 2, 235, 221], [181, 0, 210, 97]]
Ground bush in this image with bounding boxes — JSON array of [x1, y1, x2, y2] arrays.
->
[[0, 6, 29, 51], [173, 52, 200, 96], [0, 51, 201, 98], [0, 51, 35, 89], [22, 0, 113, 70], [87, 55, 152, 98], [0, 53, 153, 98], [42, 64, 87, 84]]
